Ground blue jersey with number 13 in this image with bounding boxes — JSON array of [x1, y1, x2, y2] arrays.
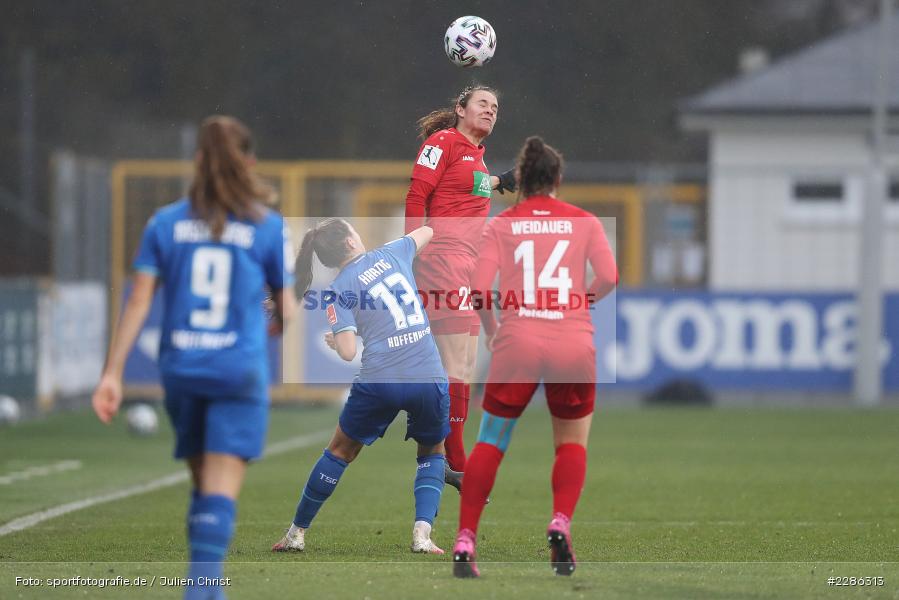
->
[[327, 236, 445, 382]]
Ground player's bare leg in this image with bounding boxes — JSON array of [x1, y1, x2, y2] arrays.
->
[[200, 452, 248, 499], [326, 424, 364, 463], [186, 455, 204, 518], [187, 455, 204, 491], [547, 414, 592, 575]]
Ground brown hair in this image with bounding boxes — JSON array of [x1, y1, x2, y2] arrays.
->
[[516, 136, 563, 199], [417, 85, 499, 140], [295, 218, 355, 296], [188, 115, 274, 239]]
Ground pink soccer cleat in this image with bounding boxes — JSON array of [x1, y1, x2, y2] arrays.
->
[[452, 528, 480, 578], [547, 512, 576, 576]]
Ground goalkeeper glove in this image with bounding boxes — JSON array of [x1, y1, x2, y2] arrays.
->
[[496, 168, 517, 194]]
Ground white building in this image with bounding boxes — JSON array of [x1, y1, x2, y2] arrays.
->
[[681, 16, 899, 291]]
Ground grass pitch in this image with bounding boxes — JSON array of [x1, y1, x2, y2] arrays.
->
[[1, 403, 897, 599]]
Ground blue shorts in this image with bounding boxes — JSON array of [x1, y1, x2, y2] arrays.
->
[[339, 381, 450, 446], [163, 379, 269, 461]]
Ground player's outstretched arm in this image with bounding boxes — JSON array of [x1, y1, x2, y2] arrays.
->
[[332, 330, 357, 361], [404, 179, 435, 234], [92, 272, 157, 424], [406, 226, 434, 254]]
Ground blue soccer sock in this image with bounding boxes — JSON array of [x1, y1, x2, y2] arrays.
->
[[185, 494, 235, 600], [414, 454, 445, 525], [293, 449, 348, 529]]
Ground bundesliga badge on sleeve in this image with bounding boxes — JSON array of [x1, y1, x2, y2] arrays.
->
[[417, 145, 443, 170]]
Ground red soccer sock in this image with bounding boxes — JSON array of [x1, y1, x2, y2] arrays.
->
[[445, 378, 468, 471], [551, 443, 587, 519], [458, 442, 504, 535]]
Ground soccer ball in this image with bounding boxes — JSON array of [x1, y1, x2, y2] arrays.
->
[[126, 403, 159, 436], [444, 16, 496, 67], [0, 395, 20, 426]]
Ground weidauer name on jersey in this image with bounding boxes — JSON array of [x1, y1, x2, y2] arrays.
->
[[510, 220, 573, 235]]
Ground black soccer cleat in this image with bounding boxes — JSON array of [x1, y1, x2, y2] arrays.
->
[[444, 462, 464, 493]]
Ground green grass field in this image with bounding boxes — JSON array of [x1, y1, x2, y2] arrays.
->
[[1, 404, 898, 599]]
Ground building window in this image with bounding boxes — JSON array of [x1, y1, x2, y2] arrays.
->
[[888, 179, 899, 202], [792, 181, 844, 203], [784, 176, 860, 225]]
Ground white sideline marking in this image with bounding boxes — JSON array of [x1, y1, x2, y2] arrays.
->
[[0, 430, 330, 537], [0, 460, 82, 485]]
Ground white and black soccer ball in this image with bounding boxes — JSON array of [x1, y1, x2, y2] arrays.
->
[[445, 16, 496, 67], [0, 395, 21, 426], [126, 403, 159, 436]]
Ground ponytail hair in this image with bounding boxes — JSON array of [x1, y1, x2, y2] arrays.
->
[[294, 218, 354, 296], [417, 84, 500, 139], [189, 115, 274, 239], [516, 136, 563, 199]]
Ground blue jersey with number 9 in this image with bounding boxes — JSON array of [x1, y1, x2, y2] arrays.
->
[[327, 236, 445, 383], [133, 198, 293, 396]]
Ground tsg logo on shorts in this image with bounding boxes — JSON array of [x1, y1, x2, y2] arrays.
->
[[416, 145, 443, 170]]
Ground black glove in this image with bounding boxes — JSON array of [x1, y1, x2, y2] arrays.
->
[[496, 168, 517, 194]]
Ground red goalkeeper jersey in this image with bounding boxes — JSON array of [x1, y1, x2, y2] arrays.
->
[[410, 128, 491, 257], [472, 195, 618, 334]]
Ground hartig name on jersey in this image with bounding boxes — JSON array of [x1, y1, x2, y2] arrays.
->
[[357, 259, 393, 285], [510, 220, 573, 235]]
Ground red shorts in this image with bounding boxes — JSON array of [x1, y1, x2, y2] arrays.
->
[[482, 328, 596, 419], [414, 253, 479, 336]]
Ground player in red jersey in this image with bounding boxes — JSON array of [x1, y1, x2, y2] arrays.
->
[[452, 137, 618, 578], [405, 85, 516, 484]]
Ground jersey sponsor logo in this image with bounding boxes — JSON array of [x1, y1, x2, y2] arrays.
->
[[472, 171, 492, 198], [171, 330, 238, 350], [462, 155, 475, 162], [416, 145, 443, 170], [532, 209, 552, 216], [386, 326, 431, 349], [327, 304, 337, 325]]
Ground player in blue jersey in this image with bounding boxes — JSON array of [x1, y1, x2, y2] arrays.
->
[[271, 218, 450, 555], [92, 115, 297, 600]]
